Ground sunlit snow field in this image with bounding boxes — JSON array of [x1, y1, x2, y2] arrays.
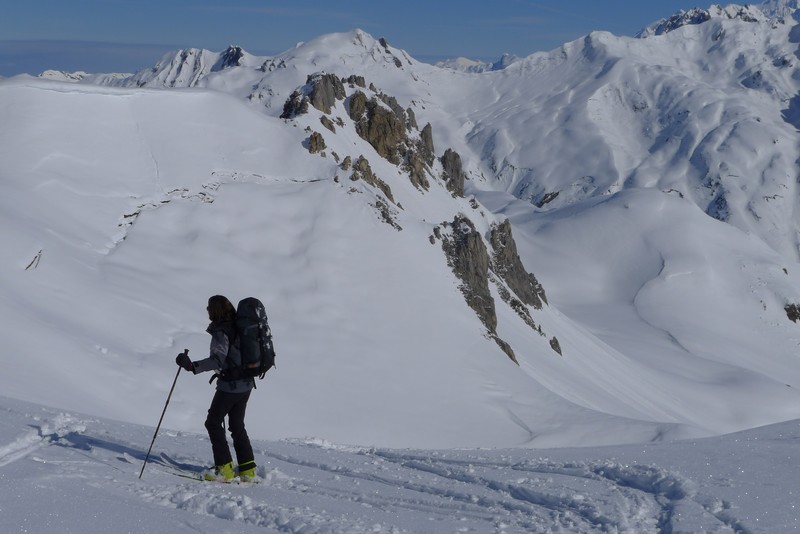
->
[[2, 2, 800, 532]]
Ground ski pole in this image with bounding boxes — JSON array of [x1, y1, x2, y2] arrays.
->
[[139, 349, 187, 479]]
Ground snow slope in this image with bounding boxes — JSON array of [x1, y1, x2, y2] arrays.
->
[[1, 1, 800, 456], [463, 16, 800, 260], [4, 2, 800, 532], [0, 76, 622, 450], [1, 71, 723, 451], [2, 396, 798, 533]]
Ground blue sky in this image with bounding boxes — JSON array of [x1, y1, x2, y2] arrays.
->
[[1, 0, 704, 76]]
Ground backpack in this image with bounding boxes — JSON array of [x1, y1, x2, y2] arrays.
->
[[236, 297, 276, 378], [218, 297, 276, 382]]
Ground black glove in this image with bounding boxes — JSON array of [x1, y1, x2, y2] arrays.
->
[[176, 352, 194, 372]]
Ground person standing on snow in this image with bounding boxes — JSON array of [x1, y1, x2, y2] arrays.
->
[[175, 295, 257, 482]]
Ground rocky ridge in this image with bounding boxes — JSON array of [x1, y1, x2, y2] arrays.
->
[[436, 215, 556, 362], [637, 2, 787, 37], [277, 68, 555, 360]]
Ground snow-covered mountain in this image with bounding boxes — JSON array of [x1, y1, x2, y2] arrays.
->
[[435, 53, 521, 73], [6, 2, 800, 531], [639, 0, 800, 36], [2, 0, 800, 456]]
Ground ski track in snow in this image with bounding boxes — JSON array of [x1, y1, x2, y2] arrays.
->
[[0, 410, 746, 534], [136, 445, 745, 533], [0, 412, 87, 468], [2, 398, 788, 533]]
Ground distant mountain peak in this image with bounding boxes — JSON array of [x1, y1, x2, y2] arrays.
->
[[760, 0, 800, 17], [637, 1, 796, 37], [114, 44, 261, 88], [215, 45, 245, 70], [38, 70, 90, 82], [436, 53, 520, 73], [287, 29, 411, 67]]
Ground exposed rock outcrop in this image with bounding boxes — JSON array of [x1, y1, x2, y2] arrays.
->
[[441, 216, 497, 332], [438, 215, 556, 362], [347, 90, 437, 191], [490, 220, 547, 309], [375, 93, 407, 126], [348, 91, 407, 165], [419, 124, 434, 160], [372, 198, 402, 231], [282, 75, 449, 197], [404, 132, 434, 190], [786, 303, 800, 323], [550, 337, 562, 356], [216, 46, 245, 70], [440, 215, 517, 363], [378, 37, 404, 68], [307, 131, 326, 154], [320, 116, 336, 133], [350, 156, 395, 203], [280, 90, 309, 119], [639, 5, 763, 37], [344, 75, 366, 88], [259, 58, 286, 72], [280, 72, 346, 118], [308, 73, 346, 114], [406, 107, 419, 130], [440, 148, 466, 197]]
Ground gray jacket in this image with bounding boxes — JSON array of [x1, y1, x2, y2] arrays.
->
[[192, 320, 255, 394]]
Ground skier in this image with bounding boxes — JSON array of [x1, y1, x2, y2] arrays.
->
[[175, 295, 257, 482]]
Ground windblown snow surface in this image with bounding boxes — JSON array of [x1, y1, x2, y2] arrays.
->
[[2, 1, 800, 532], [1, 397, 797, 532]]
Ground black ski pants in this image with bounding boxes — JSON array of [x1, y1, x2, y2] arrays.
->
[[204, 389, 255, 469]]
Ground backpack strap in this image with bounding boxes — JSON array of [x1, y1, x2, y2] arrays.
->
[[208, 323, 243, 384]]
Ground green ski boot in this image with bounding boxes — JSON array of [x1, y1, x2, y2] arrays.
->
[[203, 461, 235, 482], [238, 461, 258, 483]]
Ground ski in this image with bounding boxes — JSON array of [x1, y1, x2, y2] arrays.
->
[[164, 470, 260, 484], [165, 469, 203, 482], [159, 452, 203, 475], [158, 453, 261, 484], [159, 465, 261, 484]]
